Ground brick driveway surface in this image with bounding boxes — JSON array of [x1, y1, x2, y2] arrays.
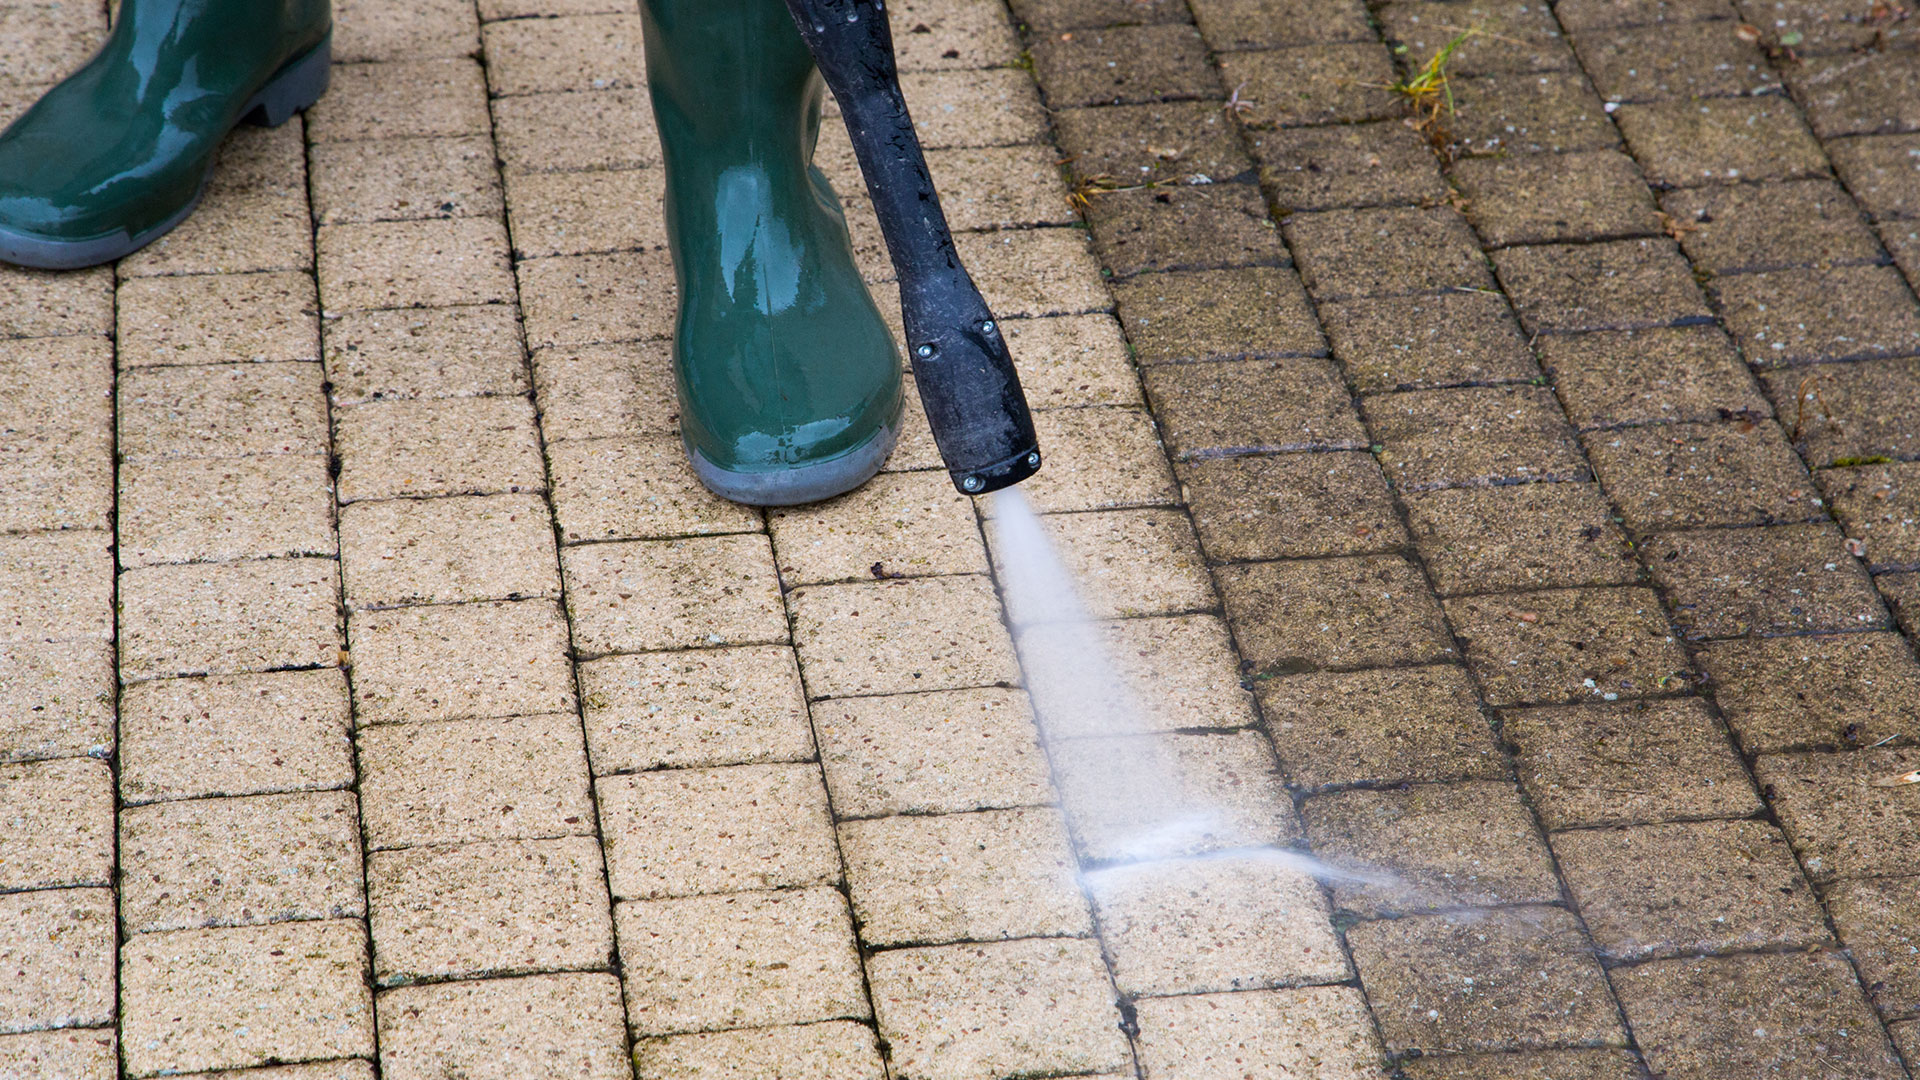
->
[[2, 0, 1919, 1075]]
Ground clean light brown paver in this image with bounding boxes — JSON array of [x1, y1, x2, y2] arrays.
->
[[0, 757, 113, 890], [356, 712, 593, 850], [575, 645, 814, 773], [790, 575, 1019, 697], [597, 763, 840, 899], [815, 687, 1054, 817], [840, 807, 1091, 946], [367, 837, 613, 983], [347, 599, 576, 724], [118, 791, 364, 933], [867, 938, 1133, 1080], [615, 888, 868, 1037], [377, 973, 629, 1080], [120, 920, 373, 1077], [0, 639, 115, 764], [1133, 988, 1385, 1080], [338, 493, 559, 608], [0, 888, 116, 1035], [1086, 853, 1348, 995], [118, 454, 336, 567], [118, 557, 342, 680], [563, 534, 787, 655], [633, 1021, 887, 1080]]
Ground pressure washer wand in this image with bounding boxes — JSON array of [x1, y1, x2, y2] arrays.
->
[[785, 0, 1042, 496]]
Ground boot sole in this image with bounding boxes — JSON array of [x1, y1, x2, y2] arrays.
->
[[689, 419, 900, 507], [0, 32, 331, 271]]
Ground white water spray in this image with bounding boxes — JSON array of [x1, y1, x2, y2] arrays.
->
[[992, 487, 1377, 885]]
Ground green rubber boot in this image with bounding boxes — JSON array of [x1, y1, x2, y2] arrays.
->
[[0, 0, 331, 270], [641, 0, 905, 506]]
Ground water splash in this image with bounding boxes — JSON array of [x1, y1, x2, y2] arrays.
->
[[1080, 840, 1401, 892], [992, 487, 1380, 888]]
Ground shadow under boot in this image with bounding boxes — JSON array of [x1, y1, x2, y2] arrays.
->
[[642, 0, 904, 507]]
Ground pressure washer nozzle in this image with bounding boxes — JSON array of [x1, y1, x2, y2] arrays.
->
[[784, 0, 1042, 496]]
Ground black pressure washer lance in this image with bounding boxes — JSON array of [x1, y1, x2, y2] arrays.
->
[[784, 0, 1043, 497]]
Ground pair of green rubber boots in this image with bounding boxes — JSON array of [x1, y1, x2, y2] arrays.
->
[[0, 0, 902, 506]]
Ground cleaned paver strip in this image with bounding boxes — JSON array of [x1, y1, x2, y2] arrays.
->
[[0, 0, 1917, 1075]]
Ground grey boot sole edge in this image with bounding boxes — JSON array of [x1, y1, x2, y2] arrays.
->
[[0, 31, 331, 271], [689, 419, 901, 507]]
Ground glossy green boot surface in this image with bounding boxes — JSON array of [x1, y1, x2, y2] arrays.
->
[[642, 0, 904, 506], [0, 0, 331, 270]]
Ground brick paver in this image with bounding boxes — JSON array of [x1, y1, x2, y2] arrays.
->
[[2, 0, 1918, 1076]]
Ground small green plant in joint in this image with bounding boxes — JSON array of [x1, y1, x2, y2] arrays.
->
[[1385, 27, 1476, 135]]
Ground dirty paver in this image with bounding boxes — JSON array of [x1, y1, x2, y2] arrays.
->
[[2, 0, 1918, 1077]]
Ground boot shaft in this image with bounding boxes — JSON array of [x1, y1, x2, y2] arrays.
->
[[102, 0, 331, 101], [640, 0, 825, 168]]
